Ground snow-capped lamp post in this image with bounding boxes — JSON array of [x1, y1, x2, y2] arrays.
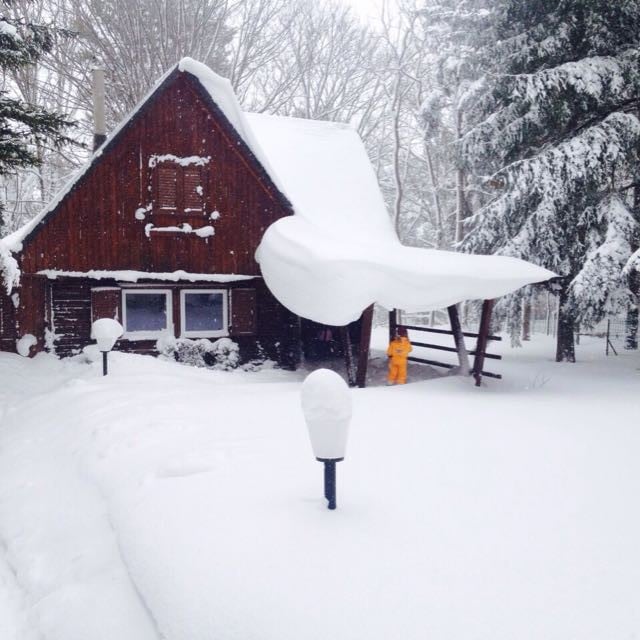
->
[[301, 369, 352, 510], [91, 318, 124, 376]]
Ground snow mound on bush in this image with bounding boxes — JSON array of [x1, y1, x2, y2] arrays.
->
[[156, 336, 240, 370]]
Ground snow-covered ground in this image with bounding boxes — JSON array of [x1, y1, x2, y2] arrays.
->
[[0, 330, 638, 639]]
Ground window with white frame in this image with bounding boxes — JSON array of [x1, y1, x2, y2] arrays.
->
[[180, 289, 227, 338], [122, 289, 173, 339]]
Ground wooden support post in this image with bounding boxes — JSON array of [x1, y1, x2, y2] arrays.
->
[[341, 326, 357, 387], [389, 309, 397, 342], [472, 299, 494, 387], [355, 304, 374, 388], [447, 304, 470, 375]]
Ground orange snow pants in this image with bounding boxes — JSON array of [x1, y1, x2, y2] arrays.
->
[[388, 360, 408, 384]]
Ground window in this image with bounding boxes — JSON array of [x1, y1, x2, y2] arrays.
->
[[153, 163, 205, 213], [123, 290, 173, 339], [180, 290, 228, 338]]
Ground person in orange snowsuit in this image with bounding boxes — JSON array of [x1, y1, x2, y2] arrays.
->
[[387, 328, 412, 385]]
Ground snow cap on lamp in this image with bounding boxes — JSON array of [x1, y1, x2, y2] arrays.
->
[[301, 368, 352, 460], [91, 318, 123, 352]]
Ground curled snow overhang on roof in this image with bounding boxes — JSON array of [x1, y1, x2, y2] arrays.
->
[[248, 113, 556, 325]]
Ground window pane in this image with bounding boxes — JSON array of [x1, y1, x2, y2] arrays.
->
[[184, 293, 223, 332], [126, 293, 167, 332]]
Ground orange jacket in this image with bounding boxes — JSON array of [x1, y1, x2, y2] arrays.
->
[[387, 337, 412, 364]]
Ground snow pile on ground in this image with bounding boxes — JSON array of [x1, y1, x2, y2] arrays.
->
[[0, 334, 638, 639], [249, 113, 556, 325]]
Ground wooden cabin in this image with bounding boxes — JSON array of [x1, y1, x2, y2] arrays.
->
[[0, 60, 307, 367], [0, 59, 553, 385]]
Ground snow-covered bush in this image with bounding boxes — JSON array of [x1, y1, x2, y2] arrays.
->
[[16, 334, 37, 357], [156, 336, 240, 370]]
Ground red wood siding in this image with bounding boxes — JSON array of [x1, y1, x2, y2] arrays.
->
[[50, 280, 92, 356], [91, 288, 121, 322], [229, 288, 257, 336], [14, 276, 47, 351], [0, 292, 17, 352], [19, 72, 291, 277]]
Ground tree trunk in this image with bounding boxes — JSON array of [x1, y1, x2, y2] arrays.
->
[[626, 272, 639, 349], [522, 298, 531, 341], [454, 109, 466, 245], [555, 286, 576, 362], [627, 172, 639, 349]]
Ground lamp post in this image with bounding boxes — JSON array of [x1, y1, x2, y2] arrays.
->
[[301, 369, 352, 510], [91, 318, 124, 376]]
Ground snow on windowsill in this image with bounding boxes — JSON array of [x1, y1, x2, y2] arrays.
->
[[144, 223, 214, 238], [37, 270, 255, 283], [148, 154, 211, 168]]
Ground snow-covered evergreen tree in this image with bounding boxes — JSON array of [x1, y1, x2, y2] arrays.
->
[[0, 1, 72, 233], [462, 0, 640, 361]]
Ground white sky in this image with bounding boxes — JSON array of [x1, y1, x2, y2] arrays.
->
[[339, 0, 383, 21]]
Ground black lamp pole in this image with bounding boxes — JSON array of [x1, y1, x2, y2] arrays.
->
[[317, 457, 343, 510], [102, 351, 108, 376]]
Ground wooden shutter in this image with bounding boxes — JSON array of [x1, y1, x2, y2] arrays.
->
[[91, 288, 121, 323], [157, 165, 177, 210], [183, 168, 204, 211], [229, 288, 256, 336]]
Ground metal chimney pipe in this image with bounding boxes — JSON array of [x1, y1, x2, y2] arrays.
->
[[92, 67, 107, 151]]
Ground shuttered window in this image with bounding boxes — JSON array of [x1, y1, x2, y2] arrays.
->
[[157, 165, 178, 210], [154, 163, 205, 213]]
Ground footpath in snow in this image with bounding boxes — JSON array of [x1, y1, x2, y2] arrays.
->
[[0, 334, 638, 640]]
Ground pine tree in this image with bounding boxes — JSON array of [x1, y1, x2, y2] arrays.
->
[[0, 1, 73, 232], [462, 0, 640, 361]]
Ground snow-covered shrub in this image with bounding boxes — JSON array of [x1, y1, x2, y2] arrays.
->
[[16, 334, 37, 357], [156, 336, 240, 370]]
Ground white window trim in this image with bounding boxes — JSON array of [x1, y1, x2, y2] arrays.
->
[[180, 289, 228, 338], [122, 288, 173, 340]]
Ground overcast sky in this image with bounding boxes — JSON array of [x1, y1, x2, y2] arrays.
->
[[340, 0, 383, 21]]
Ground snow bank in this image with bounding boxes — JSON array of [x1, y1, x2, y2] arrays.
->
[[1, 339, 640, 639], [249, 113, 555, 325]]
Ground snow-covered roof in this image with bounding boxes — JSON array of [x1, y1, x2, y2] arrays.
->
[[248, 114, 556, 324], [1, 57, 555, 314]]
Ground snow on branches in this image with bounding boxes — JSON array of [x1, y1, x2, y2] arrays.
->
[[464, 112, 640, 270], [569, 196, 638, 325]]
